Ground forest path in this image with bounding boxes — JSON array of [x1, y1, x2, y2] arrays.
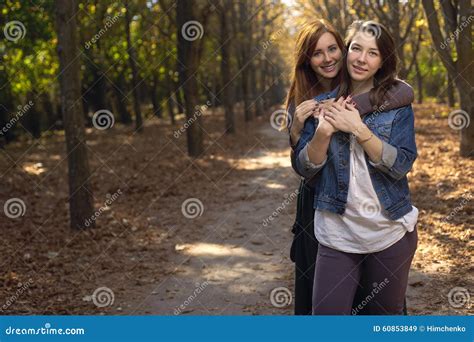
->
[[127, 122, 299, 315]]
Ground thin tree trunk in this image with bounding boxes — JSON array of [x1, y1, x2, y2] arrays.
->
[[414, 59, 423, 104], [55, 0, 94, 229], [447, 73, 455, 107], [125, 0, 143, 132], [220, 0, 235, 134], [177, 0, 204, 157], [112, 72, 132, 124]]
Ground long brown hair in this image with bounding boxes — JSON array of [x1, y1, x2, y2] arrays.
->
[[285, 19, 345, 115], [336, 20, 398, 109]]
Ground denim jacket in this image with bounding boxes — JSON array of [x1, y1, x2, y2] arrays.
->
[[293, 88, 418, 220]]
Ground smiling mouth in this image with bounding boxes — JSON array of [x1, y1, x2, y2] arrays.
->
[[321, 64, 336, 72], [352, 64, 368, 72]]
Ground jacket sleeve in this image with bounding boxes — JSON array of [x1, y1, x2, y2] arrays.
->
[[292, 116, 327, 179], [368, 105, 418, 180], [353, 79, 414, 116]]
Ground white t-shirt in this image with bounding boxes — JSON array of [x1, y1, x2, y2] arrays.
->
[[314, 134, 418, 254]]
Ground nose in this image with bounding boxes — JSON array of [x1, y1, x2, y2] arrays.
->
[[323, 51, 331, 63], [357, 51, 367, 65]]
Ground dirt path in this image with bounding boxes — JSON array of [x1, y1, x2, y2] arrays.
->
[[127, 124, 299, 315], [3, 105, 470, 315]]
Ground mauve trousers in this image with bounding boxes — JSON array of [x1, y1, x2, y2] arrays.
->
[[312, 228, 418, 315]]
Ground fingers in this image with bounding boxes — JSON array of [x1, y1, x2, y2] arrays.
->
[[313, 107, 321, 118], [296, 99, 318, 111], [296, 100, 318, 113], [297, 102, 319, 121], [325, 104, 341, 115], [345, 102, 356, 110], [324, 114, 337, 127]]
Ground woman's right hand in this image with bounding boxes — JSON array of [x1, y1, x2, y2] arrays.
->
[[290, 99, 319, 134]]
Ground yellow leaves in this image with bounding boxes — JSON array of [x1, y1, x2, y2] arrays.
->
[[88, 4, 96, 14], [416, 19, 426, 28], [2, 8, 8, 15]]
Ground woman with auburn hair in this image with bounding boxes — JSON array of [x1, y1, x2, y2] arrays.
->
[[286, 19, 414, 315], [294, 20, 418, 315]]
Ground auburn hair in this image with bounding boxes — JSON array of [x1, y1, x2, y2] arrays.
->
[[284, 19, 345, 124]]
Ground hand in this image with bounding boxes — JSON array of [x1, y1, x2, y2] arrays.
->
[[290, 99, 319, 134], [323, 96, 363, 134], [316, 114, 338, 137]]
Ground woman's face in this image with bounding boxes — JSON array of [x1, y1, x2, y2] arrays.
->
[[347, 32, 382, 82], [309, 32, 343, 79]]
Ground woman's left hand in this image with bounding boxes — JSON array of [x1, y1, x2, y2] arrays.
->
[[323, 97, 363, 134]]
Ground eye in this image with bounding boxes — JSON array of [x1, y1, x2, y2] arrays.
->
[[369, 51, 378, 57], [329, 46, 337, 52], [313, 51, 321, 57], [351, 46, 360, 51]]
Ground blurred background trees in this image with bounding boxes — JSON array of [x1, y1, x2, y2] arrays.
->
[[0, 0, 472, 226]]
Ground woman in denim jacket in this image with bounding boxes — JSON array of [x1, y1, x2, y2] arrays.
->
[[293, 20, 418, 315], [286, 20, 414, 315]]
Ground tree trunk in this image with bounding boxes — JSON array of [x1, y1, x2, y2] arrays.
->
[[125, 0, 143, 132], [112, 72, 132, 124], [236, 0, 253, 121], [55, 0, 95, 229], [22, 91, 42, 139], [446, 73, 455, 107], [219, 0, 235, 134], [165, 72, 176, 124], [150, 73, 162, 118], [414, 59, 423, 104], [0, 56, 16, 145], [422, 0, 473, 157], [177, 0, 204, 157]]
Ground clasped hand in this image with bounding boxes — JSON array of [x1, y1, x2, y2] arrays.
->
[[316, 96, 363, 135]]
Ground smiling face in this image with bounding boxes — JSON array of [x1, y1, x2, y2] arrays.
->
[[310, 32, 343, 79], [347, 31, 382, 83]]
